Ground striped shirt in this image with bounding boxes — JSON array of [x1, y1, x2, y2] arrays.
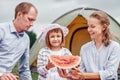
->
[[37, 47, 72, 80]]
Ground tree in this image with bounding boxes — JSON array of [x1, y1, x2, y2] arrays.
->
[[26, 31, 37, 48]]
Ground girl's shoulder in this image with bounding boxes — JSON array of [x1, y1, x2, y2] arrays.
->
[[40, 47, 50, 50], [62, 47, 72, 55], [39, 47, 51, 53], [38, 47, 51, 56], [62, 47, 70, 51]]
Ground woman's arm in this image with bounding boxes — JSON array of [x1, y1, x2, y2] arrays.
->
[[82, 72, 100, 80], [69, 68, 100, 80]]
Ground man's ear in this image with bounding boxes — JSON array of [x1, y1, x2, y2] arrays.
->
[[17, 11, 23, 17]]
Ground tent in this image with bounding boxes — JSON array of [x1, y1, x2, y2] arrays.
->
[[30, 7, 120, 68]]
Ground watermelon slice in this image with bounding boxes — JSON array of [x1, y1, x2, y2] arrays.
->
[[49, 55, 81, 69]]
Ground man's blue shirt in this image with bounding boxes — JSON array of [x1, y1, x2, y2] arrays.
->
[[0, 21, 32, 80]]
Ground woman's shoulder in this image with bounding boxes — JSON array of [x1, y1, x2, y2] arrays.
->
[[62, 47, 72, 55], [109, 40, 120, 47], [81, 41, 93, 49]]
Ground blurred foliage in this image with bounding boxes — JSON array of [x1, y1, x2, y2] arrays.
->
[[26, 30, 37, 48]]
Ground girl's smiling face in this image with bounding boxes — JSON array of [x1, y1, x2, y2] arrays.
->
[[49, 31, 63, 48]]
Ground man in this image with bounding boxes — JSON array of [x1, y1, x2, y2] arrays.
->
[[0, 2, 38, 80]]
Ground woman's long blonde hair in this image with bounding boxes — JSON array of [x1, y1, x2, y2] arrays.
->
[[90, 11, 111, 46]]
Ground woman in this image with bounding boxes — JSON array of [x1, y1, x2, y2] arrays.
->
[[58, 11, 120, 80]]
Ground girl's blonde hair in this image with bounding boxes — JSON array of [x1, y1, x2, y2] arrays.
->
[[90, 11, 111, 46], [45, 28, 65, 48]]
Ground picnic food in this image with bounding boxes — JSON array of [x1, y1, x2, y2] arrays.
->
[[49, 55, 81, 69]]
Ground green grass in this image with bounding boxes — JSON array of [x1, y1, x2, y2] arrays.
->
[[12, 64, 38, 80], [31, 72, 38, 80]]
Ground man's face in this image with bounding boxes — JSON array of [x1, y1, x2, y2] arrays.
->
[[18, 7, 37, 32]]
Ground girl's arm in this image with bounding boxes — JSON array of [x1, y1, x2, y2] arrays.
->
[[37, 48, 49, 78]]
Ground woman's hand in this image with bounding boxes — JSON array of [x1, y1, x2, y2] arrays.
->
[[57, 68, 75, 80], [46, 60, 55, 70], [69, 68, 84, 79], [57, 68, 68, 78]]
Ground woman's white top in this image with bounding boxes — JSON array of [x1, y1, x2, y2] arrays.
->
[[80, 40, 120, 80]]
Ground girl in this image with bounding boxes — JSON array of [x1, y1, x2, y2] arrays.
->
[[37, 24, 72, 80]]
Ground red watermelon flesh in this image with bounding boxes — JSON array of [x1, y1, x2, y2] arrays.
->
[[49, 55, 81, 69]]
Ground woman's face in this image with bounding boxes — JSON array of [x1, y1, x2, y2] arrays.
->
[[49, 31, 62, 48], [87, 17, 106, 40]]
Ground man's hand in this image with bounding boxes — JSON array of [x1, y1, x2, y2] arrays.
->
[[0, 73, 19, 80]]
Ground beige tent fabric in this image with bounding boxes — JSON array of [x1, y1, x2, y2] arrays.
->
[[30, 8, 120, 67]]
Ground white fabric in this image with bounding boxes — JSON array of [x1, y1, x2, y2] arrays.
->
[[37, 47, 72, 80]]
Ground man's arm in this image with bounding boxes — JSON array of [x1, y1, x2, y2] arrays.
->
[[18, 48, 32, 80]]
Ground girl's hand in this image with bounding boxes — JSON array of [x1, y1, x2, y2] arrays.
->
[[46, 60, 55, 70]]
